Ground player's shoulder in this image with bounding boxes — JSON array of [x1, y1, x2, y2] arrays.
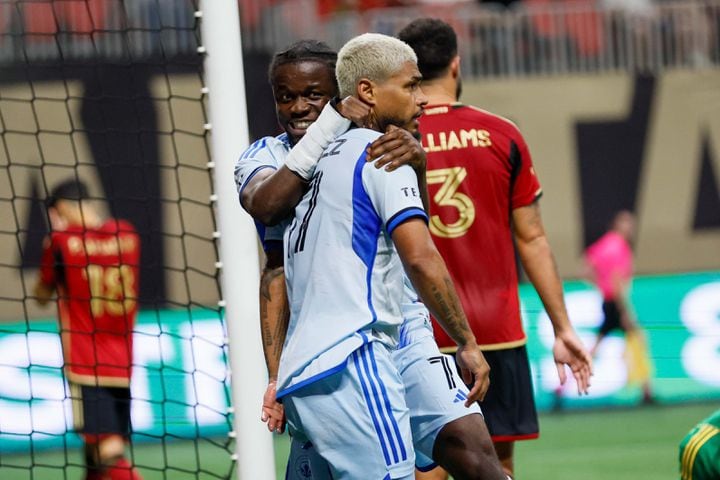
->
[[100, 218, 137, 235], [239, 133, 290, 160], [458, 104, 523, 135], [328, 128, 383, 163], [706, 409, 720, 427], [339, 127, 382, 144]]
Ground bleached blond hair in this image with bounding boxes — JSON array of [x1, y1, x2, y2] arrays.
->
[[336, 33, 418, 98]]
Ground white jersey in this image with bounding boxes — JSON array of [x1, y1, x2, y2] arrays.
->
[[279, 128, 428, 396], [234, 132, 433, 345], [234, 133, 292, 247]]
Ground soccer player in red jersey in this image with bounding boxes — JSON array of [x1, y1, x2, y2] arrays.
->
[[398, 19, 593, 480], [34, 179, 143, 480]]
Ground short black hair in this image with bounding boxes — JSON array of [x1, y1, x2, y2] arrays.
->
[[47, 178, 89, 207], [268, 40, 337, 84], [397, 18, 457, 81]]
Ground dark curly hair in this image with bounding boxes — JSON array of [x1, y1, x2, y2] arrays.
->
[[397, 18, 457, 81], [268, 40, 338, 85], [46, 178, 89, 207]]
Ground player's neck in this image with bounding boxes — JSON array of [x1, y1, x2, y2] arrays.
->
[[69, 212, 102, 229], [420, 78, 457, 106]]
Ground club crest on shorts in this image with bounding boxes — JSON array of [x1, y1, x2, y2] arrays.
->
[[293, 454, 313, 479]]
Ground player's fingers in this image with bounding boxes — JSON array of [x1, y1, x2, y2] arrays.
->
[[466, 376, 489, 406], [367, 137, 404, 161], [465, 382, 483, 406], [373, 147, 413, 170], [384, 151, 415, 172], [556, 361, 567, 386], [574, 342, 594, 371], [370, 150, 398, 168], [584, 353, 595, 376], [272, 418, 283, 432], [338, 96, 371, 124], [570, 363, 591, 395], [577, 365, 592, 395], [277, 420, 286, 434]]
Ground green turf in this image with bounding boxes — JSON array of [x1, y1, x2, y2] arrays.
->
[[0, 403, 713, 479], [514, 403, 713, 480]]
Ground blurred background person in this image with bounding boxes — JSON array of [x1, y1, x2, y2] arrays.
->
[[34, 179, 143, 480], [584, 210, 654, 405], [679, 408, 720, 480]]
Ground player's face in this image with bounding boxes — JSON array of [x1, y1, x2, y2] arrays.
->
[[372, 61, 427, 138], [614, 211, 636, 242], [272, 60, 337, 144]]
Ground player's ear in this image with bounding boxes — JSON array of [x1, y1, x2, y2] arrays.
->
[[356, 78, 376, 106], [450, 55, 461, 79]]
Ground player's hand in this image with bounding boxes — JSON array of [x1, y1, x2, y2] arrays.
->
[[261, 380, 286, 434], [366, 125, 427, 172], [553, 330, 593, 395], [335, 96, 371, 127], [455, 343, 491, 406]]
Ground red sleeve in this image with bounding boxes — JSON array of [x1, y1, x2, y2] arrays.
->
[[510, 129, 542, 210], [39, 236, 58, 286]]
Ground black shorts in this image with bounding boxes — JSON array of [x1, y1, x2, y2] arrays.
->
[[599, 300, 625, 336], [455, 345, 539, 442], [70, 383, 132, 437]]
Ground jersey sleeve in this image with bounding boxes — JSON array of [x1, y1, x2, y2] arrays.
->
[[234, 137, 279, 203], [258, 220, 289, 252], [509, 129, 542, 210], [362, 162, 428, 237]]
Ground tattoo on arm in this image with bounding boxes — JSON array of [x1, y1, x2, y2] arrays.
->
[[260, 267, 285, 300], [429, 277, 473, 345], [259, 266, 289, 376]]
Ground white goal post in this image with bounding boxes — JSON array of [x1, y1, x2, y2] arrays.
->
[[199, 1, 276, 479]]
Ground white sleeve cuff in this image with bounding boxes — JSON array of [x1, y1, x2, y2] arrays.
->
[[284, 101, 351, 180]]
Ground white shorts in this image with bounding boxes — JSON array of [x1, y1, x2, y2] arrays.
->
[[282, 341, 415, 480], [393, 335, 482, 469]]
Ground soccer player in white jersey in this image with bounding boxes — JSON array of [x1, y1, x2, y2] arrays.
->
[[236, 39, 505, 480]]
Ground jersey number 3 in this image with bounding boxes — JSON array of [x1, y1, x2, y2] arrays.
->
[[427, 167, 475, 238]]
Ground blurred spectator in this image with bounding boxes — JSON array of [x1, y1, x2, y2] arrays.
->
[[476, 0, 522, 6], [317, 0, 412, 16], [666, 1, 714, 68], [526, 0, 604, 72], [602, 0, 657, 71], [584, 210, 654, 405]]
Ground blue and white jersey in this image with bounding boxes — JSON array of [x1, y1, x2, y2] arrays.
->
[[398, 277, 434, 349], [234, 133, 292, 247], [278, 128, 428, 396]]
